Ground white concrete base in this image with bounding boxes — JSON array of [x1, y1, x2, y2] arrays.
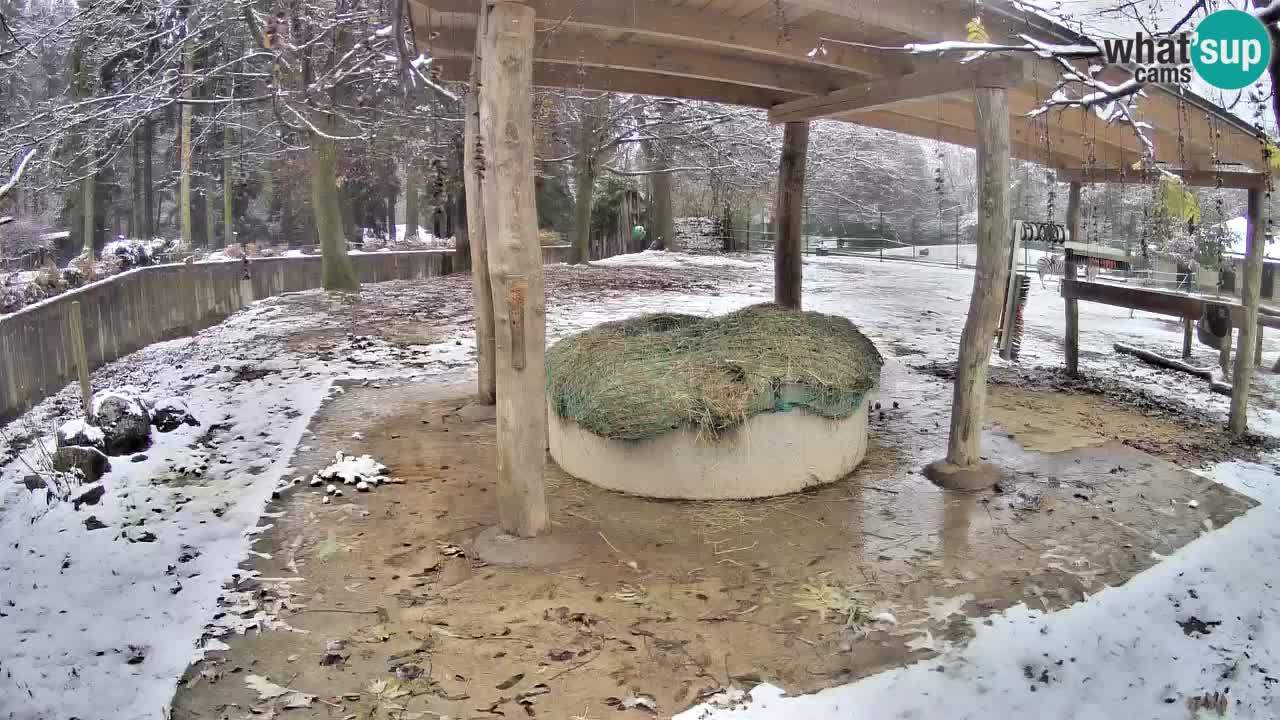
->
[[547, 397, 870, 500]]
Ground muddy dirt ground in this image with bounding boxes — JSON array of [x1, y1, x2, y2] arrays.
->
[[172, 366, 1253, 720]]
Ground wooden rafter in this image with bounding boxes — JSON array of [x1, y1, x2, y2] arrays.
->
[[414, 0, 911, 77], [433, 58, 801, 108], [768, 56, 1028, 123], [430, 30, 850, 96], [1057, 167, 1269, 189]]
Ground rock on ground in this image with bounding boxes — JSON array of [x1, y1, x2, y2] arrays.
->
[[92, 389, 153, 455], [152, 397, 199, 433], [52, 445, 111, 484], [56, 418, 105, 451]]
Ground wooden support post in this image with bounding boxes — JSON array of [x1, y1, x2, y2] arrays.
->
[[1255, 326, 1264, 366], [479, 1, 549, 537], [1064, 182, 1082, 377], [1182, 317, 1194, 359], [68, 301, 91, 418], [465, 3, 496, 405], [934, 87, 1011, 481], [773, 120, 809, 310], [1229, 187, 1266, 435]]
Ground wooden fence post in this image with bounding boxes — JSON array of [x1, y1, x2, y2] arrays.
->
[[1229, 187, 1265, 434], [773, 121, 809, 310], [479, 0, 548, 537], [1182, 317, 1193, 359], [1064, 182, 1082, 376], [68, 301, 92, 418]]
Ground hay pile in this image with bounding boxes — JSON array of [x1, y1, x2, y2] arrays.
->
[[546, 303, 882, 441]]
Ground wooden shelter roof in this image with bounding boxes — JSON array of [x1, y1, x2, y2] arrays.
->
[[412, 0, 1270, 185]]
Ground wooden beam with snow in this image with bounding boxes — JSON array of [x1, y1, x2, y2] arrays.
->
[[478, 1, 549, 537], [768, 57, 1028, 124], [414, 0, 910, 78], [1060, 280, 1203, 318], [430, 32, 846, 96], [1229, 187, 1266, 435], [433, 57, 801, 108], [1056, 167, 1268, 190], [774, 121, 809, 310]]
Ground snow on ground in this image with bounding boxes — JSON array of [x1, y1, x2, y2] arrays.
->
[[676, 453, 1280, 720], [880, 241, 1055, 270], [594, 248, 758, 270], [0, 251, 1277, 719]]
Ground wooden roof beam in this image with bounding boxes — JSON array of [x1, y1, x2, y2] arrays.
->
[[784, 0, 965, 41], [429, 30, 848, 96], [414, 0, 912, 77], [433, 58, 801, 108], [1057, 167, 1268, 189], [847, 109, 1089, 168], [769, 57, 1028, 124]]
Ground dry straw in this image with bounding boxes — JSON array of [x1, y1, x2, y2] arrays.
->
[[546, 303, 882, 441]]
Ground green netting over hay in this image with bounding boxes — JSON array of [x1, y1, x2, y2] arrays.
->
[[546, 303, 883, 441]]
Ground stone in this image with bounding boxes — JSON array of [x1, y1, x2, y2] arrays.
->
[[92, 390, 153, 455], [54, 446, 111, 484], [72, 483, 106, 510], [56, 419, 105, 451], [152, 397, 199, 433], [83, 515, 108, 531]]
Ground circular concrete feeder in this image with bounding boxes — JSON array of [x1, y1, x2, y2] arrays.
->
[[547, 397, 872, 500], [544, 304, 882, 500]]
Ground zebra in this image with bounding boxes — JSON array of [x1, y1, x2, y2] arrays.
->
[[1036, 254, 1097, 288], [1036, 255, 1065, 288]]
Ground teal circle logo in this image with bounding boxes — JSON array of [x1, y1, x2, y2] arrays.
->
[[1192, 9, 1271, 90]]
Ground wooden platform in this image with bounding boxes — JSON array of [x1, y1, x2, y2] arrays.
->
[[1062, 279, 1280, 329]]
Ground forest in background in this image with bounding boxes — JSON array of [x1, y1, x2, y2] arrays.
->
[[0, 0, 1268, 294]]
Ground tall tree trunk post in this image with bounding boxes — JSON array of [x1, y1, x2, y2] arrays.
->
[[773, 120, 808, 309], [387, 188, 397, 241], [465, 6, 496, 404], [204, 172, 217, 249], [1064, 181, 1082, 376], [650, 161, 674, 250], [571, 153, 595, 264], [339, 184, 358, 244], [142, 117, 154, 239], [404, 162, 419, 240], [454, 192, 471, 271], [81, 171, 95, 258], [925, 87, 1012, 489], [179, 33, 194, 248], [223, 126, 234, 247], [310, 116, 359, 292], [1229, 188, 1265, 434], [478, 0, 548, 537], [132, 131, 144, 237]]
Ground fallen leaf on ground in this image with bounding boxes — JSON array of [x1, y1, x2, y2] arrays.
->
[[495, 672, 525, 690], [245, 674, 316, 709]]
